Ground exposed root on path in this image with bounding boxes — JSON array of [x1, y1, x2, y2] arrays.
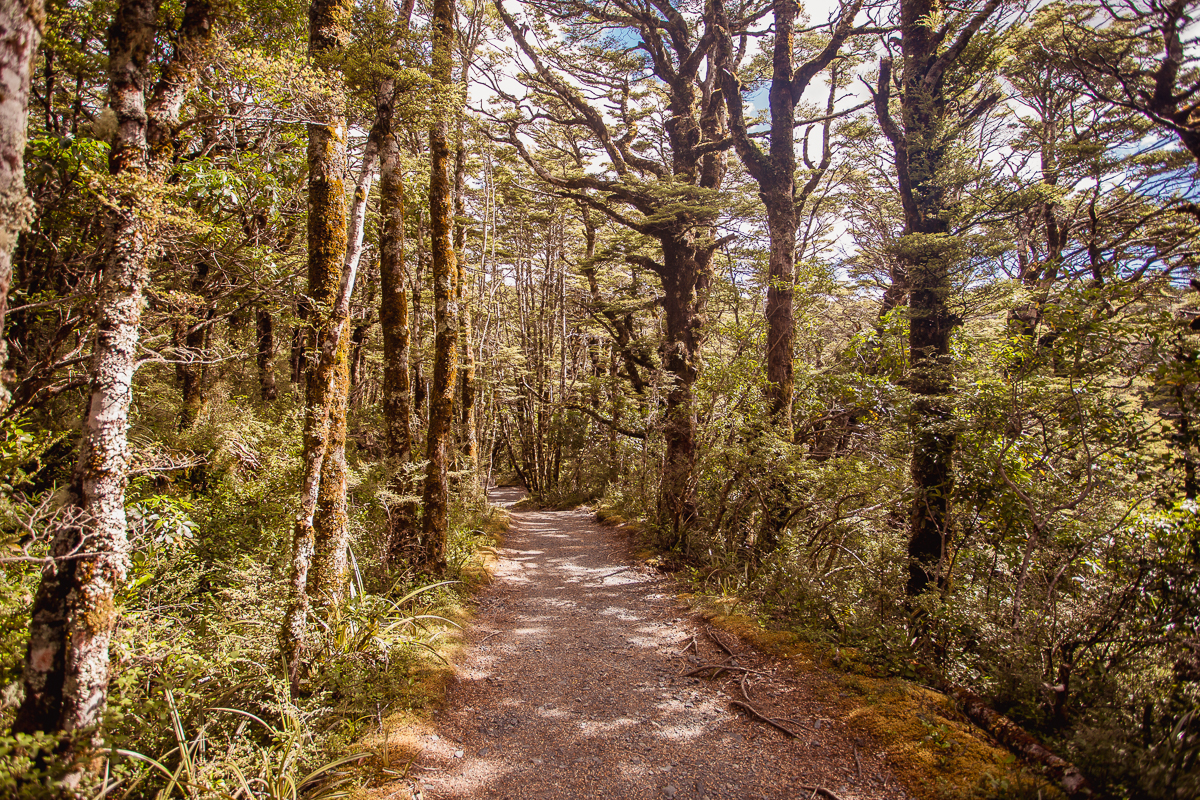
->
[[729, 699, 803, 738]]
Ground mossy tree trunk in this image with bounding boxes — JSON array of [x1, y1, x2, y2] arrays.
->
[[309, 104, 382, 605], [283, 0, 352, 688], [379, 81, 418, 564], [454, 136, 478, 486], [421, 0, 459, 573]]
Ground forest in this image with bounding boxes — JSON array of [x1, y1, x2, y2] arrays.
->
[[0, 0, 1197, 797]]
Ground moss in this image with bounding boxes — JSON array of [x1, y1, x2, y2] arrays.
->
[[693, 606, 1065, 800]]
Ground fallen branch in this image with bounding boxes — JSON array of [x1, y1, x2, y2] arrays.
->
[[798, 786, 846, 800], [729, 700, 801, 738], [677, 635, 698, 656], [943, 682, 1097, 798]]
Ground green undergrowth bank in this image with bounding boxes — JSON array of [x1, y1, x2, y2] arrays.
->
[[0, 492, 509, 800], [353, 507, 509, 799], [593, 509, 1062, 800]]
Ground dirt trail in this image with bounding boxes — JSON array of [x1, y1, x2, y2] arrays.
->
[[407, 487, 910, 799]]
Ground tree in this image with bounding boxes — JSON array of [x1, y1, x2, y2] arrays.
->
[[1065, 0, 1200, 168], [715, 0, 865, 430], [868, 0, 1007, 603], [283, 0, 354, 688], [13, 0, 213, 766], [0, 0, 43, 411], [421, 0, 459, 572], [490, 0, 740, 546]]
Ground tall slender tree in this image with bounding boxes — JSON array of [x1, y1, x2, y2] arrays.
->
[[0, 0, 43, 411], [421, 0, 459, 572], [282, 0, 353, 686]]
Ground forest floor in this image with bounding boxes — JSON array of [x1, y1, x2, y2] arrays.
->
[[366, 486, 913, 800]]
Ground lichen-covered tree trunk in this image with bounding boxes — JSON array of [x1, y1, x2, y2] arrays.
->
[[0, 0, 42, 411], [13, 0, 212, 767], [282, 0, 351, 688], [256, 307, 278, 402], [421, 0, 458, 573], [13, 201, 153, 747]]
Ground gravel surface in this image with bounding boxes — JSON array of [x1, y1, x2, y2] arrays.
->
[[408, 487, 911, 800]]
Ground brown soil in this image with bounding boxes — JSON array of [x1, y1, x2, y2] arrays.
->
[[396, 487, 912, 800]]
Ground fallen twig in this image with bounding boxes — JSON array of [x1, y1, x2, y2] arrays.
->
[[599, 565, 633, 580], [677, 635, 698, 655], [729, 700, 801, 738], [798, 786, 846, 800]]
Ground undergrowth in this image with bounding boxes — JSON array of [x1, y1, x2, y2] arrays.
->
[[0, 383, 508, 799]]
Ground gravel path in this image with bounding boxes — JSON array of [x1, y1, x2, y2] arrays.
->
[[409, 487, 910, 800]]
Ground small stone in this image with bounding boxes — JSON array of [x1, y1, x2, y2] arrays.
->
[[664, 785, 678, 798], [431, 734, 439, 741], [531, 758, 544, 765], [480, 748, 490, 756], [454, 749, 464, 758]]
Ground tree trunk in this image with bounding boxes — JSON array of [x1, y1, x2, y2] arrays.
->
[[283, 0, 351, 688], [310, 328, 350, 602], [307, 95, 379, 605], [453, 139, 478, 484], [0, 0, 42, 411], [379, 90, 418, 564], [645, 239, 712, 549], [290, 305, 306, 387], [14, 0, 212, 768], [421, 0, 459, 572], [256, 307, 278, 402], [870, 0, 1003, 602], [177, 261, 211, 429], [412, 208, 428, 423]]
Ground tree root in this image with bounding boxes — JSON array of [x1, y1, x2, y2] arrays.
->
[[729, 699, 801, 738], [705, 625, 736, 657]]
